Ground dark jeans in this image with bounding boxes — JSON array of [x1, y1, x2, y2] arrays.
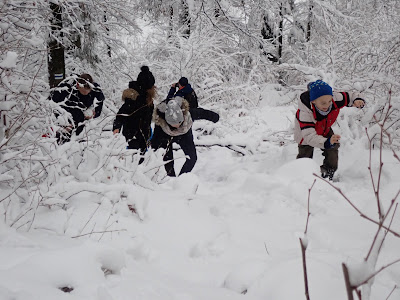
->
[[151, 126, 197, 177], [127, 137, 148, 164]]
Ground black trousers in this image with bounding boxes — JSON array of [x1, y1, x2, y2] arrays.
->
[[126, 136, 148, 164], [151, 126, 197, 177]]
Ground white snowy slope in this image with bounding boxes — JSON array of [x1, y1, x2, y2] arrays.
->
[[0, 96, 399, 300]]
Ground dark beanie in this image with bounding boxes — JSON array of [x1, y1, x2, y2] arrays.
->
[[178, 77, 189, 86], [308, 80, 333, 101], [137, 66, 155, 90]]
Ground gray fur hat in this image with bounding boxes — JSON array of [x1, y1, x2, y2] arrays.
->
[[165, 97, 184, 125]]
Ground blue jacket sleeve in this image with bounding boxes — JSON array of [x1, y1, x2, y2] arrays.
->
[[167, 86, 177, 99]]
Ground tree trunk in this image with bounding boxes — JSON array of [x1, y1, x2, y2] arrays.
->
[[261, 14, 279, 63], [47, 3, 65, 88], [180, 0, 190, 37], [104, 13, 111, 57], [306, 0, 313, 42], [168, 6, 174, 39], [278, 2, 284, 63]]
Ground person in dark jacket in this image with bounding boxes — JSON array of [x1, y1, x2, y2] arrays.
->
[[151, 95, 219, 177], [151, 97, 196, 177], [167, 77, 219, 123], [294, 80, 365, 180], [50, 73, 105, 143], [113, 66, 156, 163], [167, 77, 198, 108]]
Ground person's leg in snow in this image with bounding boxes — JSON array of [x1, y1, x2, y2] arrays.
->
[[162, 140, 176, 177], [151, 126, 176, 177], [176, 129, 197, 175], [297, 144, 314, 159], [321, 143, 339, 180], [127, 138, 148, 164]]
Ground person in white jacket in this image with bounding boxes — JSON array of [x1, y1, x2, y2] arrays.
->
[[294, 80, 365, 180]]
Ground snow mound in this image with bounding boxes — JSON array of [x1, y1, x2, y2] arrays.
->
[[274, 157, 320, 182], [224, 259, 268, 294]]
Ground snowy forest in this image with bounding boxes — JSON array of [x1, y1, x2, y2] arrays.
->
[[1, 0, 400, 299]]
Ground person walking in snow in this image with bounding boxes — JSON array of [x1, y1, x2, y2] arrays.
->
[[151, 96, 197, 177], [294, 80, 365, 180], [113, 66, 156, 163], [50, 73, 105, 144], [167, 77, 219, 123]]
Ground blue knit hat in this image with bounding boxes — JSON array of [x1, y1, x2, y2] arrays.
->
[[308, 80, 333, 102]]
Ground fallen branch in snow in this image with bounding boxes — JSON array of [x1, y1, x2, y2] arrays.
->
[[195, 142, 249, 156], [71, 229, 127, 238], [64, 189, 103, 201]]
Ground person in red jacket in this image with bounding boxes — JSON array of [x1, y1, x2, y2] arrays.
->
[[294, 80, 365, 180]]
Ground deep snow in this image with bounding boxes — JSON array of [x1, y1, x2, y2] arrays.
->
[[1, 93, 399, 300]]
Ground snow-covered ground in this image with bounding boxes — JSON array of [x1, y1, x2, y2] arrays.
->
[[1, 94, 399, 300]]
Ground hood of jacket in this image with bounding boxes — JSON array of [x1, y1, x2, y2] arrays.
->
[[154, 98, 192, 136], [122, 88, 140, 102]]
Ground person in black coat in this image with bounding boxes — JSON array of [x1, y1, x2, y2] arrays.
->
[[151, 96, 219, 177], [50, 73, 105, 143], [113, 66, 156, 163], [167, 77, 219, 123]]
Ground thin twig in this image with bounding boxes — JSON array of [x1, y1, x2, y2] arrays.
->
[[78, 204, 101, 235], [385, 285, 397, 300], [342, 263, 354, 300], [313, 174, 400, 238], [305, 179, 316, 234], [299, 238, 310, 300], [71, 229, 127, 238], [355, 258, 400, 288], [377, 204, 398, 255], [264, 242, 269, 255], [366, 195, 399, 260]]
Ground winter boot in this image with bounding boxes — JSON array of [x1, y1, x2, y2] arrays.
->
[[320, 165, 335, 180]]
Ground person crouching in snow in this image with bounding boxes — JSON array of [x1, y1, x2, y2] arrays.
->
[[113, 66, 156, 163], [151, 97, 196, 177], [294, 80, 365, 180]]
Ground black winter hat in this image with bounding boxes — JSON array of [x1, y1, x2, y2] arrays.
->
[[178, 77, 189, 86], [137, 66, 155, 90], [128, 80, 140, 91]]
